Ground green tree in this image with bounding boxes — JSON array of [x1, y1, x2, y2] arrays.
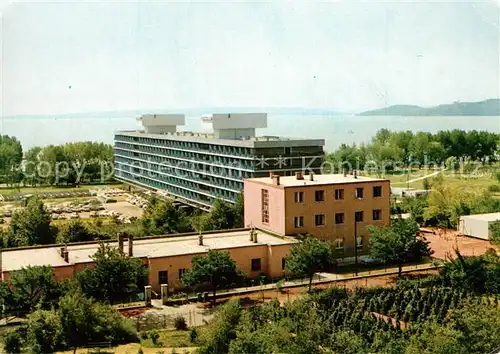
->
[[232, 193, 244, 228], [390, 130, 414, 165], [76, 243, 148, 303], [8, 266, 61, 313], [58, 220, 96, 243], [58, 291, 95, 354], [285, 237, 336, 291], [25, 308, 63, 354], [199, 199, 237, 231], [326, 143, 367, 172], [181, 250, 242, 305], [140, 197, 191, 235], [448, 302, 500, 354], [3, 329, 23, 354], [0, 135, 23, 185], [23, 291, 136, 354], [489, 220, 500, 246], [23, 146, 43, 186], [198, 299, 242, 354], [328, 330, 368, 354], [368, 218, 432, 276], [9, 196, 55, 246]]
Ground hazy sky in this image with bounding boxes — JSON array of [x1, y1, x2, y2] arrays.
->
[[1, 0, 499, 116]]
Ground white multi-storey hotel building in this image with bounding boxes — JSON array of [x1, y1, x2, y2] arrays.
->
[[114, 113, 325, 210]]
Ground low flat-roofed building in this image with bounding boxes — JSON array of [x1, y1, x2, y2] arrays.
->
[[244, 172, 391, 259], [391, 187, 430, 198], [458, 212, 500, 240], [0, 229, 296, 292]]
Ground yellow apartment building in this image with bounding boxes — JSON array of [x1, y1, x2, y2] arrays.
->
[[244, 172, 391, 259]]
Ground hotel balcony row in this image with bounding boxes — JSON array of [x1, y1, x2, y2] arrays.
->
[[114, 135, 324, 160], [115, 168, 239, 207], [115, 158, 244, 192], [114, 145, 324, 174]]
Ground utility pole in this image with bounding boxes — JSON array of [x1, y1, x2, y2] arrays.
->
[[407, 165, 410, 190], [354, 216, 358, 276]]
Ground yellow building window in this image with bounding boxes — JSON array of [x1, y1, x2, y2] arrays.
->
[[251, 258, 262, 271], [158, 271, 168, 285], [335, 213, 345, 224], [373, 186, 382, 197], [335, 189, 344, 200], [315, 214, 325, 226], [294, 216, 304, 228]]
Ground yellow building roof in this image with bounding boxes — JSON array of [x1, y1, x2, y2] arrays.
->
[[1, 229, 296, 272]]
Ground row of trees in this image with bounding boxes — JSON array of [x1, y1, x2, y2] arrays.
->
[[140, 196, 244, 236], [23, 142, 114, 186], [327, 129, 499, 171], [0, 137, 114, 186], [198, 249, 500, 354]]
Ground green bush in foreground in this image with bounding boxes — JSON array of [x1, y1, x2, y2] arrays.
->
[[8, 290, 136, 353]]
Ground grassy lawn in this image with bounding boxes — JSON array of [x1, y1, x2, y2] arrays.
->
[[367, 165, 499, 192], [139, 328, 205, 349], [57, 343, 196, 354], [54, 328, 206, 354], [0, 183, 125, 196], [50, 217, 115, 226]]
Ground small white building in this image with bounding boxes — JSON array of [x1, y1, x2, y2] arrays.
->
[[458, 213, 500, 240], [391, 187, 430, 198]]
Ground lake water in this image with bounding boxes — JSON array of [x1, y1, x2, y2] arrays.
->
[[2, 115, 499, 152]]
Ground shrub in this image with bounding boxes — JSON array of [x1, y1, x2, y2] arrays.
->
[[168, 292, 188, 300], [189, 327, 198, 343], [174, 315, 188, 330], [276, 279, 284, 293], [488, 184, 500, 193], [140, 331, 149, 340], [149, 329, 160, 345], [137, 348, 144, 354], [3, 329, 23, 354]]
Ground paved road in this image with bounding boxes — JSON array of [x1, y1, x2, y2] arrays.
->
[[392, 168, 447, 186]]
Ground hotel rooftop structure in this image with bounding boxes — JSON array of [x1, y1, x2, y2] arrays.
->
[[114, 113, 325, 210]]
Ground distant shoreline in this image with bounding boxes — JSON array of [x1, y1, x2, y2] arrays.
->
[[358, 98, 500, 116]]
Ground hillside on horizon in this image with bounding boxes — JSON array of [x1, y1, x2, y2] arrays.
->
[[359, 98, 500, 116]]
